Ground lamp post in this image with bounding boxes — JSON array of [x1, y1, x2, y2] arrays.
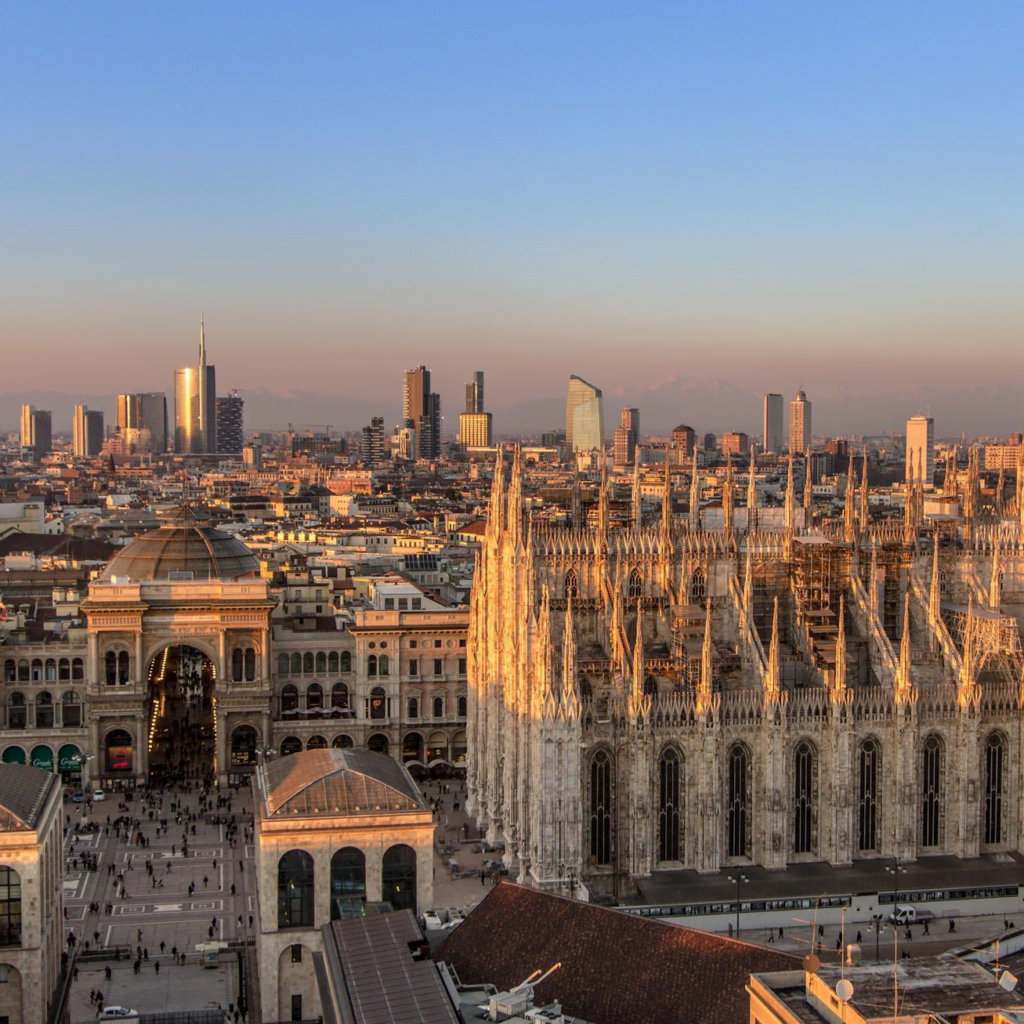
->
[[872, 913, 884, 961], [728, 872, 749, 938], [885, 857, 907, 913]]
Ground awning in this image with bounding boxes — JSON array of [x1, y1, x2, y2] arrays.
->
[[58, 744, 82, 773], [2, 746, 26, 764], [30, 744, 54, 772]]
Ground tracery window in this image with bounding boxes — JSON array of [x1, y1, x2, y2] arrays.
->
[[858, 739, 880, 852], [589, 750, 613, 866], [691, 567, 707, 603], [984, 732, 1006, 846], [726, 743, 751, 859], [564, 570, 578, 600], [793, 740, 817, 855], [627, 568, 643, 600], [921, 734, 943, 848], [658, 748, 682, 862]]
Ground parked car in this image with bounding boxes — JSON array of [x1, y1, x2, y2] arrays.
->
[[99, 1008, 138, 1021], [889, 904, 917, 924], [71, 791, 85, 804], [92, 789, 106, 802]]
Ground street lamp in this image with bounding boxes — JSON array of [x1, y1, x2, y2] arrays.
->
[[872, 913, 884, 961], [728, 873, 749, 938], [885, 858, 907, 916]]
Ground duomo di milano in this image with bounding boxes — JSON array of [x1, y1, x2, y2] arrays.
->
[[467, 447, 1024, 898]]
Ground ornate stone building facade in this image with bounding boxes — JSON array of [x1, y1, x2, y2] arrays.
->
[[467, 448, 1024, 899]]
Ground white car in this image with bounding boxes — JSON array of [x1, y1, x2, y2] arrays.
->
[[92, 790, 106, 802], [99, 1008, 138, 1021]]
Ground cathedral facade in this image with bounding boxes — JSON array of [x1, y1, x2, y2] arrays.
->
[[466, 448, 1024, 899]]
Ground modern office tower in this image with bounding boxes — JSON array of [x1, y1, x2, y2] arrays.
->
[[459, 413, 493, 449], [703, 432, 716, 452], [465, 371, 485, 414], [19, 405, 52, 461], [763, 393, 784, 453], [789, 387, 812, 453], [216, 391, 244, 453], [402, 366, 441, 459], [565, 375, 604, 453], [670, 424, 696, 457], [361, 416, 386, 465], [116, 392, 168, 453], [721, 431, 750, 457], [72, 405, 104, 458], [612, 407, 640, 466], [906, 414, 935, 485], [175, 316, 216, 454]]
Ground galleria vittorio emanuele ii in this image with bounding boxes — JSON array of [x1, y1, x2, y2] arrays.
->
[[467, 447, 1024, 899]]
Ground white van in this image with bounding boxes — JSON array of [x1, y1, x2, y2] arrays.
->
[[888, 905, 916, 924]]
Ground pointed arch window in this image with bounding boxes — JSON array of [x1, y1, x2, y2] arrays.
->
[[589, 750, 613, 866], [726, 743, 751, 859], [658, 748, 682, 863], [793, 741, 817, 855], [984, 732, 1006, 846], [858, 739, 880, 852], [922, 734, 944, 848], [691, 566, 707, 602], [564, 570, 579, 600], [627, 568, 643, 600]]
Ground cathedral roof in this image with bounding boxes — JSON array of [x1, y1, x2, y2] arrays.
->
[[257, 748, 425, 819], [436, 881, 800, 1024], [101, 506, 259, 582], [0, 763, 58, 832]]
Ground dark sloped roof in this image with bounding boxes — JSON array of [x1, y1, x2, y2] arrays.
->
[[436, 882, 800, 1024], [322, 911, 460, 1024], [0, 532, 115, 561], [258, 748, 424, 819], [0, 763, 58, 831], [101, 506, 258, 581]]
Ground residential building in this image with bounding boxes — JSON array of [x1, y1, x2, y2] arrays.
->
[[216, 390, 244, 453], [789, 387, 812, 452], [906, 413, 935, 485], [402, 366, 442, 460], [360, 416, 385, 465], [763, 392, 784, 452], [720, 430, 750, 457], [613, 407, 640, 466], [670, 424, 696, 457], [565, 375, 604, 453], [72, 405, 104, 459]]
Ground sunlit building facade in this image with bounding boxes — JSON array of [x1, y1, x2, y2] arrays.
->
[[565, 375, 604, 453]]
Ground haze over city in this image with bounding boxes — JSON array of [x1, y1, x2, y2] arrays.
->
[[4, 2, 1024, 436]]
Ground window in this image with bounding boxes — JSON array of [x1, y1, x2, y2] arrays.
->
[[433, 696, 444, 718], [71, 658, 84, 681], [290, 653, 301, 675], [589, 751, 613, 866], [385, 598, 395, 609], [458, 657, 467, 676], [409, 658, 419, 676], [658, 748, 682, 862], [278, 654, 289, 676], [118, 651, 130, 684], [328, 652, 339, 673], [412, 598, 421, 610], [105, 651, 117, 685], [281, 685, 299, 714], [330, 848, 366, 919], [36, 692, 54, 729], [245, 647, 256, 681], [727, 744, 750, 859], [410, 640, 418, 649], [232, 648, 243, 682], [277, 851, 314, 929], [44, 659, 56, 682], [858, 739, 880, 852], [691, 567, 706, 603], [370, 687, 387, 720], [291, 995, 303, 1022], [382, 844, 417, 913], [7, 693, 26, 730], [367, 655, 378, 677], [793, 741, 817, 855], [985, 732, 1006, 846], [627, 568, 643, 599], [407, 697, 419, 718], [2, 661, 14, 684], [291, 944, 302, 963], [16, 660, 28, 683], [30, 660, 41, 682], [58, 659, 70, 681], [62, 691, 82, 728], [433, 658, 443, 677], [379, 655, 390, 677], [922, 735, 943, 848], [457, 695, 467, 717], [0, 867, 22, 946], [434, 639, 443, 649], [316, 652, 327, 674], [565, 570, 579, 599], [331, 683, 348, 710], [306, 684, 323, 710], [303, 652, 314, 674], [340, 651, 352, 672]]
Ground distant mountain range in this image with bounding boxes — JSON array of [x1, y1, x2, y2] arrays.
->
[[2, 378, 1021, 440]]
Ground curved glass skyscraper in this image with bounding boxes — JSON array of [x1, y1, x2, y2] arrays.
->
[[565, 375, 604, 453]]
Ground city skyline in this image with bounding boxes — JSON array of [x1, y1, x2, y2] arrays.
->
[[3, 4, 1024, 417]]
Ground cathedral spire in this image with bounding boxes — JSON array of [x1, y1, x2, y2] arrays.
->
[[745, 456, 757, 533], [990, 537, 1001, 610], [697, 597, 716, 715], [828, 594, 848, 701], [802, 448, 813, 516], [561, 593, 577, 705], [784, 455, 795, 534], [506, 444, 524, 550], [689, 451, 700, 529], [723, 453, 735, 536], [661, 459, 673, 533], [487, 446, 506, 540], [632, 458, 642, 530], [996, 463, 1005, 517], [631, 600, 645, 700], [843, 454, 856, 543], [598, 461, 610, 535], [929, 538, 941, 629], [742, 543, 754, 630], [895, 593, 916, 705], [957, 592, 981, 708], [570, 461, 582, 529], [859, 446, 870, 530], [764, 595, 782, 705]]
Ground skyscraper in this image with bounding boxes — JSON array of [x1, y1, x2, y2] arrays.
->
[[763, 393, 783, 453], [117, 392, 168, 453], [906, 414, 935, 485], [789, 388, 812, 453], [565, 375, 604, 453], [361, 416, 386, 465], [19, 405, 52, 461], [465, 371, 485, 414], [459, 371, 492, 448], [613, 406, 640, 466], [175, 317, 216, 454], [402, 366, 441, 460], [72, 405, 104, 458], [216, 391, 244, 453]]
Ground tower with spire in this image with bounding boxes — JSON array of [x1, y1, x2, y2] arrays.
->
[[174, 315, 217, 454]]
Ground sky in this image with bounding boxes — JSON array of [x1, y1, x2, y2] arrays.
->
[[2, 3, 1023, 434]]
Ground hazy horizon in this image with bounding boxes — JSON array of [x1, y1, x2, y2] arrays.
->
[[3, 3, 1023, 428]]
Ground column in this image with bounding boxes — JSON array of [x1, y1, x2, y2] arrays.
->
[[216, 709, 229, 782], [313, 848, 331, 925], [260, 630, 270, 684], [365, 847, 383, 902], [135, 631, 144, 686], [218, 632, 228, 683], [135, 712, 149, 782]]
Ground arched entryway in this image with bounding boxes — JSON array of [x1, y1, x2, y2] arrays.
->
[[104, 729, 134, 777], [402, 732, 424, 764], [382, 844, 417, 913], [367, 733, 390, 755], [230, 726, 258, 770], [146, 643, 217, 783]]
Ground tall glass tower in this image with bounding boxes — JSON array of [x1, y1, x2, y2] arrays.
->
[[565, 375, 604, 453], [175, 317, 216, 454]]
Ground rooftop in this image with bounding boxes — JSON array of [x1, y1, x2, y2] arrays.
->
[[0, 762, 59, 831]]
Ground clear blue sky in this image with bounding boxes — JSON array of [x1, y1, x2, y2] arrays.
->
[[2, 2, 1023, 428]]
